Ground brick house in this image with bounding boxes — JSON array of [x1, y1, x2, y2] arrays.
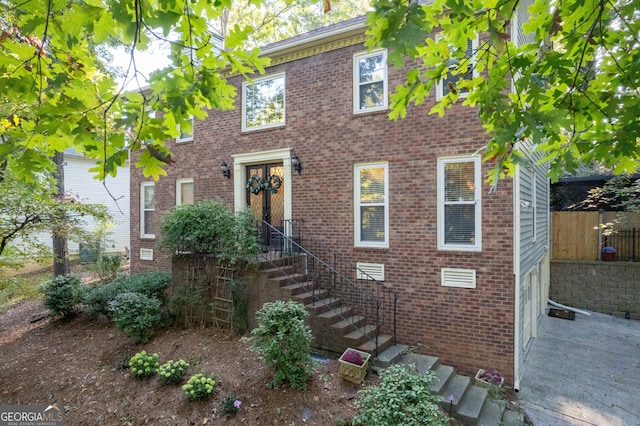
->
[[130, 10, 549, 389]]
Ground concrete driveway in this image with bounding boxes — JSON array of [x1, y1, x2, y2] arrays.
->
[[518, 310, 640, 426]]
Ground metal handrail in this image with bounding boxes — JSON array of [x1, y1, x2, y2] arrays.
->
[[260, 219, 397, 354]]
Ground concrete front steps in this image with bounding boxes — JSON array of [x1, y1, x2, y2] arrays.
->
[[373, 345, 525, 426]]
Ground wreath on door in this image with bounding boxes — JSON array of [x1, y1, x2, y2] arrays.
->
[[246, 174, 283, 194]]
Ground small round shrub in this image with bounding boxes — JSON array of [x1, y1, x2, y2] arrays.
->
[[182, 373, 217, 400], [42, 275, 83, 318], [352, 363, 450, 426], [128, 351, 160, 378], [158, 359, 190, 385], [110, 292, 164, 342]]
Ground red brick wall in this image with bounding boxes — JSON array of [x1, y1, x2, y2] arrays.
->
[[130, 41, 515, 382]]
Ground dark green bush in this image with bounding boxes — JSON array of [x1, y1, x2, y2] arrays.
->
[[82, 271, 171, 318], [110, 292, 164, 342], [248, 300, 313, 390], [43, 275, 83, 318], [158, 200, 259, 266]]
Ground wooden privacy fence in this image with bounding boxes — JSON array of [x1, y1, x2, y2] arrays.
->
[[552, 211, 640, 261]]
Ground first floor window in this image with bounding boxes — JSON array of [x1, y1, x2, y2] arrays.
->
[[176, 178, 194, 206], [355, 162, 388, 248], [141, 182, 156, 238], [437, 156, 481, 251]]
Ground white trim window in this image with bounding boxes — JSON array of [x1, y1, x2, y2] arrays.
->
[[242, 72, 285, 131], [437, 156, 481, 251], [353, 49, 388, 114], [436, 37, 478, 100], [354, 163, 389, 248], [176, 116, 194, 143], [140, 182, 156, 238], [176, 178, 194, 206]]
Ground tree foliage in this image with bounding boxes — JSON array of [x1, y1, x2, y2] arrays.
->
[[366, 0, 640, 183], [0, 0, 273, 183], [0, 0, 368, 185]]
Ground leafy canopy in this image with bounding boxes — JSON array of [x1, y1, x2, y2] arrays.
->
[[366, 0, 640, 183], [0, 0, 276, 182]]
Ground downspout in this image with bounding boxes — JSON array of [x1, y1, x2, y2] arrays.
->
[[513, 166, 521, 392]]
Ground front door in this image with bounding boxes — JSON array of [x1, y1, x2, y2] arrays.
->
[[246, 163, 285, 248]]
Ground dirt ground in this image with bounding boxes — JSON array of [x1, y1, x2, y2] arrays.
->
[[0, 298, 376, 425]]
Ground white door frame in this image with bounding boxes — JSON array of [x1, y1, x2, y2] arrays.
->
[[232, 148, 294, 225]]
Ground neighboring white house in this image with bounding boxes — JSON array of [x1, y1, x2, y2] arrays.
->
[[63, 148, 130, 256], [9, 149, 130, 269]]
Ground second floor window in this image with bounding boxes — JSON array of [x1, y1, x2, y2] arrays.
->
[[353, 49, 388, 114], [242, 73, 285, 131], [437, 37, 478, 99], [176, 116, 194, 143]]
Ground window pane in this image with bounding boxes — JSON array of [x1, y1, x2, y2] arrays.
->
[[144, 186, 155, 209], [444, 161, 475, 202], [245, 75, 285, 128], [444, 204, 475, 244], [359, 82, 384, 109], [144, 210, 155, 236], [360, 206, 385, 242], [360, 167, 385, 203], [180, 182, 194, 205], [442, 39, 473, 95], [359, 55, 384, 83]]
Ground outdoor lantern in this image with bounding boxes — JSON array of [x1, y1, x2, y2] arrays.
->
[[291, 154, 302, 175], [220, 161, 231, 179]]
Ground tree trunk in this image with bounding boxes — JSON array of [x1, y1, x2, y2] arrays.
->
[[53, 151, 69, 276]]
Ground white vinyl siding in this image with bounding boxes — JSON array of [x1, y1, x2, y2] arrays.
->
[[242, 72, 285, 131], [354, 163, 389, 248], [176, 178, 194, 206], [436, 37, 478, 99], [353, 49, 388, 114], [437, 156, 481, 251], [140, 182, 156, 238]]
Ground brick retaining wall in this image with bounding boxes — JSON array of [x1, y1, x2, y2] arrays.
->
[[550, 260, 640, 318]]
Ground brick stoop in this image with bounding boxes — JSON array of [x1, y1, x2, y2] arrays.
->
[[372, 346, 526, 426]]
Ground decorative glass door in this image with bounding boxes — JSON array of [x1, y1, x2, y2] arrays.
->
[[246, 163, 284, 248]]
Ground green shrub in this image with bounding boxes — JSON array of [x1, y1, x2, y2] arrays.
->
[[82, 271, 170, 318], [110, 292, 164, 342], [42, 275, 83, 318], [158, 359, 190, 385], [248, 300, 313, 390], [352, 364, 450, 426], [91, 253, 123, 282], [128, 351, 160, 378], [158, 200, 260, 266], [182, 373, 217, 399]]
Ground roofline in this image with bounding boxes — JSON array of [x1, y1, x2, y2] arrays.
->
[[259, 16, 368, 58]]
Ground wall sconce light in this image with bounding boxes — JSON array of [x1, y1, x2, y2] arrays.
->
[[220, 161, 231, 179], [291, 153, 302, 175]]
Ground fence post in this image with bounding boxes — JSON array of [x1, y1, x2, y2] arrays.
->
[[598, 209, 604, 260]]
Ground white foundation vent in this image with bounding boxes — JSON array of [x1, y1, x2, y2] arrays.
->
[[441, 268, 476, 288], [140, 248, 154, 261], [356, 262, 385, 281]]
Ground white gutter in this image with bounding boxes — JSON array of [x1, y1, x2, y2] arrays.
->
[[513, 165, 521, 392]]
